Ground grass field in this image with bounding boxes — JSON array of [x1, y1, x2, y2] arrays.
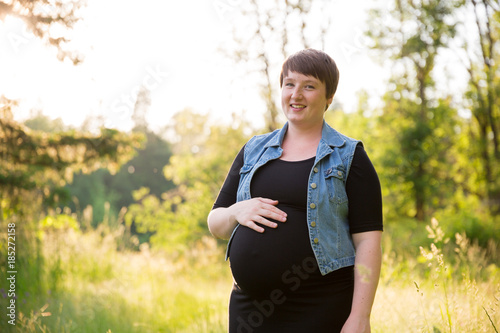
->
[[1, 217, 499, 332]]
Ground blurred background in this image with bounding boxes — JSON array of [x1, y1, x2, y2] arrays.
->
[[0, 0, 499, 332]]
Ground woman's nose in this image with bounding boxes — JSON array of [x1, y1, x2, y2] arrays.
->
[[291, 87, 302, 99]]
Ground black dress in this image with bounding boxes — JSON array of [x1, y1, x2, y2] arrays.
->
[[213, 145, 383, 333]]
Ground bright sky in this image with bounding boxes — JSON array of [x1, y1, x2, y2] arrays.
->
[[0, 0, 467, 133]]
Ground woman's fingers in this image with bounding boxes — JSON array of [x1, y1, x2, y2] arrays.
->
[[255, 215, 278, 228], [246, 220, 268, 233], [241, 214, 277, 233], [233, 197, 287, 232], [256, 198, 287, 221]]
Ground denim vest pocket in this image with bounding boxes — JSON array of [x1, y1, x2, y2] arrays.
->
[[324, 167, 348, 204]]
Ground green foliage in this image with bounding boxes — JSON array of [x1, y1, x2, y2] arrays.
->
[[0, 103, 144, 331], [364, 0, 478, 221], [365, 0, 500, 218], [64, 169, 120, 228], [64, 130, 174, 227], [434, 206, 500, 251], [380, 91, 461, 219], [126, 109, 252, 252], [462, 0, 500, 214], [0, 224, 230, 333], [24, 110, 67, 133], [0, 98, 143, 216], [39, 214, 79, 231]]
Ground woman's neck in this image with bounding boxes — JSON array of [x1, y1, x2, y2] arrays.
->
[[280, 122, 323, 161]]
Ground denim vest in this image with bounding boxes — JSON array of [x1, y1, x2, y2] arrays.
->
[[225, 121, 361, 276]]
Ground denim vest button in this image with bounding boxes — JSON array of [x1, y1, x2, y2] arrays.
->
[[313, 167, 319, 173], [311, 183, 317, 189], [309, 203, 316, 209], [311, 221, 316, 227], [314, 237, 319, 244], [337, 170, 343, 177]]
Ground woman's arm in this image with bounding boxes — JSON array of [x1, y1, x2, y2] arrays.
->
[[207, 145, 287, 240], [341, 230, 382, 333], [207, 198, 287, 240]]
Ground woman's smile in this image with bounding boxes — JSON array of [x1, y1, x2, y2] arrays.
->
[[290, 104, 306, 111]]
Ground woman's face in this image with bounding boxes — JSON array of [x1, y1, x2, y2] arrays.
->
[[281, 71, 333, 128]]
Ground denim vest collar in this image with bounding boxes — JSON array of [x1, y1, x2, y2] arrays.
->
[[263, 121, 346, 149]]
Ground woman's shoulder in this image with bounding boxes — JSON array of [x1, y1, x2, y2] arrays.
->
[[323, 122, 361, 145], [244, 128, 281, 150]]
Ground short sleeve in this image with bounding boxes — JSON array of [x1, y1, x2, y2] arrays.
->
[[212, 145, 245, 210], [346, 144, 383, 234]]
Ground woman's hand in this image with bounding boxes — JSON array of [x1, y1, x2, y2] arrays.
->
[[208, 197, 287, 239], [229, 197, 287, 233], [340, 315, 370, 333]]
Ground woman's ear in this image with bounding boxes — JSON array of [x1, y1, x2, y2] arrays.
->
[[325, 95, 334, 111], [327, 95, 334, 105]]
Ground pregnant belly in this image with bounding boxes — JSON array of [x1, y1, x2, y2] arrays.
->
[[228, 205, 318, 297]]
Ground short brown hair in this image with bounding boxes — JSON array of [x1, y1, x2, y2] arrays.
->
[[280, 49, 340, 99]]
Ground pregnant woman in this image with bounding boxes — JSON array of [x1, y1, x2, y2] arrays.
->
[[208, 49, 383, 333]]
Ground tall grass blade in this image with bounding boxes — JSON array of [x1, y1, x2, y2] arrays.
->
[[483, 306, 499, 333]]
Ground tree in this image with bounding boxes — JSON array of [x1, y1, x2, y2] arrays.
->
[[0, 0, 84, 63], [366, 0, 462, 220], [131, 86, 151, 133], [461, 0, 500, 214], [0, 97, 143, 216], [24, 109, 67, 133], [0, 0, 146, 318], [63, 86, 174, 227], [221, 0, 333, 131]]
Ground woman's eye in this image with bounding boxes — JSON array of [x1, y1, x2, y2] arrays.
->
[[285, 83, 294, 87], [306, 85, 315, 89]]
